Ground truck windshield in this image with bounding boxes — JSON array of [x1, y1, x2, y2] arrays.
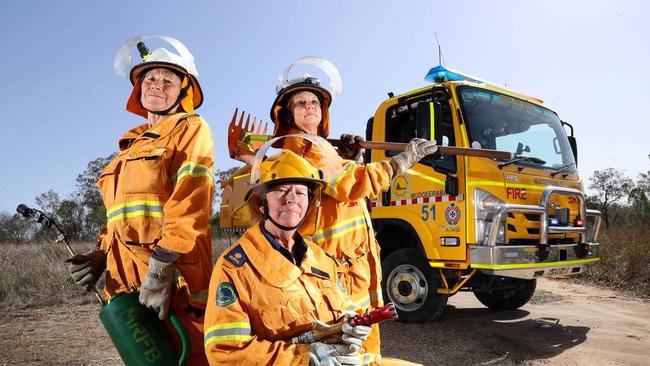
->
[[458, 86, 576, 171]]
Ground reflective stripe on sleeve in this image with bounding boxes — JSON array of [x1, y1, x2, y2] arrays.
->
[[106, 200, 164, 225], [204, 322, 253, 346], [312, 215, 367, 244], [324, 161, 356, 197], [172, 161, 214, 186], [369, 289, 383, 306]]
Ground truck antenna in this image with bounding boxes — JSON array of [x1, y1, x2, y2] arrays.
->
[[434, 33, 445, 66]]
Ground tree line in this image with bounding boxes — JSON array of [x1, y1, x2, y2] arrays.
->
[[0, 154, 238, 243], [1, 154, 648, 244]]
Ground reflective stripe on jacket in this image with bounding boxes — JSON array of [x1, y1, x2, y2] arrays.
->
[[204, 222, 347, 365], [97, 112, 214, 306]]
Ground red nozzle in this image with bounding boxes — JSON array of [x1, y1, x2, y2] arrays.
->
[[349, 303, 398, 326]]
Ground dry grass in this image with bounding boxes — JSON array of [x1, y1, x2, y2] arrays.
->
[[578, 227, 650, 297], [0, 242, 100, 309], [0, 236, 239, 311], [529, 289, 566, 304], [2, 228, 647, 311]]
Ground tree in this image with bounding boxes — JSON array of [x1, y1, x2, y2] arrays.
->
[[0, 212, 35, 243], [628, 155, 650, 224], [76, 153, 117, 238], [589, 168, 633, 228]]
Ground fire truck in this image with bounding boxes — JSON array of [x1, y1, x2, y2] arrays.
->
[[368, 65, 601, 322]]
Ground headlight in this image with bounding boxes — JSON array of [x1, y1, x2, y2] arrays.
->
[[475, 188, 505, 244]]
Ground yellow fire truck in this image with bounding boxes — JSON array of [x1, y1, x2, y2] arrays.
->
[[219, 65, 602, 323], [369, 65, 601, 322]]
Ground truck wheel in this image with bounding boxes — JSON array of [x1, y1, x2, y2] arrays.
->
[[473, 277, 536, 310], [381, 248, 448, 323]]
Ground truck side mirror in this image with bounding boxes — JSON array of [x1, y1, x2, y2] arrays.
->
[[561, 120, 578, 166], [567, 136, 578, 166]]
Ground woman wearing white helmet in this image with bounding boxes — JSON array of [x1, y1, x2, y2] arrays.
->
[[269, 57, 438, 365], [66, 36, 214, 366]]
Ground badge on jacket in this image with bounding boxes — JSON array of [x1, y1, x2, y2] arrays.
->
[[225, 245, 248, 267], [216, 282, 237, 307]]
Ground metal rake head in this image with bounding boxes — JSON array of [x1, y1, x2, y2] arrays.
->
[[227, 108, 270, 162]]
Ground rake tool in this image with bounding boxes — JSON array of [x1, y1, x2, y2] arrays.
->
[[227, 109, 514, 161]]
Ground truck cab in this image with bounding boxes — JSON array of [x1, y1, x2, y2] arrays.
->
[[369, 66, 601, 322]]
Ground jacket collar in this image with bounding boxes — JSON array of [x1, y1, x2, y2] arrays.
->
[[240, 222, 321, 288], [118, 113, 194, 151]]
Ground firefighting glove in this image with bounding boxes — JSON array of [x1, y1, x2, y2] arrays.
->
[[341, 323, 371, 349], [65, 249, 106, 290], [139, 247, 179, 320], [338, 133, 365, 164], [340, 311, 371, 348], [309, 342, 360, 366], [389, 138, 438, 177]]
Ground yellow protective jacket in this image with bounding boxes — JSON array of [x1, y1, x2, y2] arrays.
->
[[204, 222, 350, 366], [97, 112, 214, 306], [282, 135, 391, 363], [283, 135, 391, 311]]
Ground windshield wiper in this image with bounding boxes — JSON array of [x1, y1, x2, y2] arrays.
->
[[550, 162, 576, 177], [498, 156, 546, 169]]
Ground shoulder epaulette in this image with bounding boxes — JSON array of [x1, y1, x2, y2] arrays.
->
[[224, 245, 248, 267]]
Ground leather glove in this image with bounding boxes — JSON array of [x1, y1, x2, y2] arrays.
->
[[65, 249, 106, 290], [389, 138, 438, 177], [309, 342, 360, 366], [139, 248, 178, 320], [338, 133, 364, 164]]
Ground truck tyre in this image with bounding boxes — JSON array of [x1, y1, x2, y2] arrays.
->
[[473, 277, 537, 310], [381, 248, 448, 323]]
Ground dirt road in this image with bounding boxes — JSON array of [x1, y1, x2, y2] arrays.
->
[[0, 278, 648, 366]]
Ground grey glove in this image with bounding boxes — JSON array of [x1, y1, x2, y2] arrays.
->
[[139, 249, 178, 320], [309, 342, 360, 366], [65, 249, 106, 290], [341, 323, 371, 349], [389, 138, 438, 177], [338, 134, 364, 164]]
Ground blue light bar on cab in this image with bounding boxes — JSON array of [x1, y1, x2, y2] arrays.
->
[[424, 65, 488, 84], [424, 65, 545, 104]]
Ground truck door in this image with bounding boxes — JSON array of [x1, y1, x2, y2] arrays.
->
[[381, 89, 467, 261]]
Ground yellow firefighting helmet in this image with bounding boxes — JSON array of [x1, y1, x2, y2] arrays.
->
[[114, 36, 203, 118], [270, 57, 343, 139]]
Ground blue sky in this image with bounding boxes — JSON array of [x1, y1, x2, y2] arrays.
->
[[1, 0, 648, 213]]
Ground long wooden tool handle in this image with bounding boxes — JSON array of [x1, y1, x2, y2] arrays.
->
[[327, 139, 514, 160]]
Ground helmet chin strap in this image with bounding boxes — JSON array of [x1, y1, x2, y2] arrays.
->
[[149, 85, 189, 116]]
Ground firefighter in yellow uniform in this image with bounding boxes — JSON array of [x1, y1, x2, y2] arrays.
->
[[205, 150, 372, 365], [66, 36, 213, 366], [268, 57, 438, 365]]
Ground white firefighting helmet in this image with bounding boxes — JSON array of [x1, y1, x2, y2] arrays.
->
[[270, 57, 343, 139], [114, 35, 203, 118]]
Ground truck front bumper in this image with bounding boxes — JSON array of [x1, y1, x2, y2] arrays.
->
[[471, 186, 602, 280], [469, 243, 599, 279]]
